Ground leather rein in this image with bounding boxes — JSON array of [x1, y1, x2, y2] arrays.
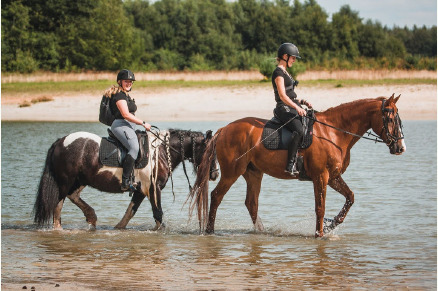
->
[[306, 99, 404, 145]]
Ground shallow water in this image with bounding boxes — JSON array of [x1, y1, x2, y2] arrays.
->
[[1, 120, 436, 290]]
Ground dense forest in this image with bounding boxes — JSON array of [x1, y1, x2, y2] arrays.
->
[[2, 0, 436, 74]]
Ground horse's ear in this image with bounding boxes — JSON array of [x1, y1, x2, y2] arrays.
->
[[385, 94, 395, 106], [394, 94, 401, 104], [206, 130, 213, 140]]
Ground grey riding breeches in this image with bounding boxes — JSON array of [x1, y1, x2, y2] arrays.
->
[[111, 119, 139, 159]]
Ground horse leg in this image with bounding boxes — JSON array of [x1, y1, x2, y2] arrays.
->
[[148, 185, 164, 231], [243, 168, 264, 232], [313, 173, 329, 238], [115, 191, 146, 229], [327, 175, 354, 231], [53, 198, 65, 230], [67, 186, 97, 229], [206, 176, 238, 234]]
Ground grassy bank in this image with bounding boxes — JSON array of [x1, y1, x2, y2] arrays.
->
[[2, 78, 437, 97]]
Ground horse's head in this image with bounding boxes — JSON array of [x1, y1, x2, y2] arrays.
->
[[192, 130, 219, 181], [372, 94, 406, 155]]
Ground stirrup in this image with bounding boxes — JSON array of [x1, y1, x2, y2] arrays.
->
[[285, 162, 299, 175]]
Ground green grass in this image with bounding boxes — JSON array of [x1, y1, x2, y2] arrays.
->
[[2, 78, 436, 96]]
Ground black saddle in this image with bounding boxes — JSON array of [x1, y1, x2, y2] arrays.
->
[[99, 129, 149, 168], [262, 110, 315, 151]]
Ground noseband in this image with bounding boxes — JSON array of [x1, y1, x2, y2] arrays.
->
[[380, 99, 404, 146]]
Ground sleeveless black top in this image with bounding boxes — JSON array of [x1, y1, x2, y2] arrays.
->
[[271, 67, 298, 106], [110, 91, 137, 120]]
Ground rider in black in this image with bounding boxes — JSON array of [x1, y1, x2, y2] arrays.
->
[[104, 69, 151, 191], [272, 43, 312, 175]]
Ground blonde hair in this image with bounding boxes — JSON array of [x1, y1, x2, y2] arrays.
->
[[103, 85, 122, 98]]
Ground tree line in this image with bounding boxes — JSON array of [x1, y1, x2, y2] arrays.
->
[[2, 0, 436, 74]]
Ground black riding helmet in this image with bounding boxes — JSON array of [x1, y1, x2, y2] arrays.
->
[[117, 69, 136, 82], [277, 43, 301, 68]]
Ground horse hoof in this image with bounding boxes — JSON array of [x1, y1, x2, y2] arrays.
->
[[88, 224, 96, 231], [254, 216, 265, 232], [323, 217, 337, 234], [150, 222, 165, 232]]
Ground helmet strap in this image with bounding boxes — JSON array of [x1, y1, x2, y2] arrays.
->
[[281, 55, 291, 68], [285, 55, 291, 68]]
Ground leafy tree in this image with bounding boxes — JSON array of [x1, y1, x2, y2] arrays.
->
[[331, 5, 361, 59]]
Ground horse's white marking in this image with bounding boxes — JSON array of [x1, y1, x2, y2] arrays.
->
[[98, 166, 121, 177], [63, 132, 101, 147], [399, 125, 407, 152]]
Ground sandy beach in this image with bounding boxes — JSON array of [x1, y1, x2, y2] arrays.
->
[[1, 83, 437, 122]]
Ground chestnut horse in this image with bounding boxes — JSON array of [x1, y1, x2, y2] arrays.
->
[[189, 95, 405, 237], [33, 129, 218, 230]]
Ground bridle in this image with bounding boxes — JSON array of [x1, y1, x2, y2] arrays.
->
[[379, 99, 404, 146], [177, 131, 218, 190]]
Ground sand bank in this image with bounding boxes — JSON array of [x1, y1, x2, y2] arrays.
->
[[1, 84, 436, 122]]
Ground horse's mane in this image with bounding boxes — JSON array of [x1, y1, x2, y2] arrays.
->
[[168, 129, 204, 137], [318, 97, 385, 116]]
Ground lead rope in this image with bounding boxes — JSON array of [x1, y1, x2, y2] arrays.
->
[[149, 132, 161, 208], [180, 132, 193, 191]]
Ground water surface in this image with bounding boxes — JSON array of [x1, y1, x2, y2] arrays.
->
[[2, 120, 436, 290]]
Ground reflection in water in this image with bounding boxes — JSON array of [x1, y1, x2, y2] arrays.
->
[[2, 224, 436, 289]]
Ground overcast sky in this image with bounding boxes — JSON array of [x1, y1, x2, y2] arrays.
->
[[317, 0, 437, 28]]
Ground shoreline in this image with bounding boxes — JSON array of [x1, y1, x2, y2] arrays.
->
[[1, 84, 436, 122]]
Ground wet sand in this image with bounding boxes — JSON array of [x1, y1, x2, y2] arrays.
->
[[1, 84, 437, 122]]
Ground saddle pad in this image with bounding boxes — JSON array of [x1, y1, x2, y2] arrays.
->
[[262, 112, 315, 150], [99, 138, 120, 167], [99, 134, 149, 168]]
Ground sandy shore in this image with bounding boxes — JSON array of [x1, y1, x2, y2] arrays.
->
[[1, 84, 436, 122]]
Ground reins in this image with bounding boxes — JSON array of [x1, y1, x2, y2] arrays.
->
[[305, 115, 385, 143], [149, 127, 197, 196]]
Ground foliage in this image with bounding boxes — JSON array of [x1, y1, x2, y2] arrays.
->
[[1, 0, 436, 75]]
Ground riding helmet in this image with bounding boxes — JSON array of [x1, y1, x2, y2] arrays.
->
[[277, 43, 301, 59], [117, 69, 136, 82]]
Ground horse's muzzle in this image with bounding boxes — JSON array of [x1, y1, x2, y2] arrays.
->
[[389, 139, 406, 155]]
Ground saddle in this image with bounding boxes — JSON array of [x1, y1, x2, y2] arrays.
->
[[262, 110, 316, 150], [99, 129, 149, 168]]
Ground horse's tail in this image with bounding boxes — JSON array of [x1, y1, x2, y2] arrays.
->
[[187, 128, 222, 232], [33, 139, 61, 226]]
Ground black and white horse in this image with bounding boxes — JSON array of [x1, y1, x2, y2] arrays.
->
[[33, 129, 218, 230]]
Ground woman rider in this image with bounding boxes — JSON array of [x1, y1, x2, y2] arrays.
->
[[105, 69, 151, 191], [272, 43, 312, 175]]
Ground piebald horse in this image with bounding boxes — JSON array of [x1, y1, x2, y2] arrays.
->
[[189, 95, 405, 237], [34, 129, 218, 230]]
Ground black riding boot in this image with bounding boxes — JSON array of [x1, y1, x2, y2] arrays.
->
[[285, 132, 300, 175], [121, 155, 136, 191]]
